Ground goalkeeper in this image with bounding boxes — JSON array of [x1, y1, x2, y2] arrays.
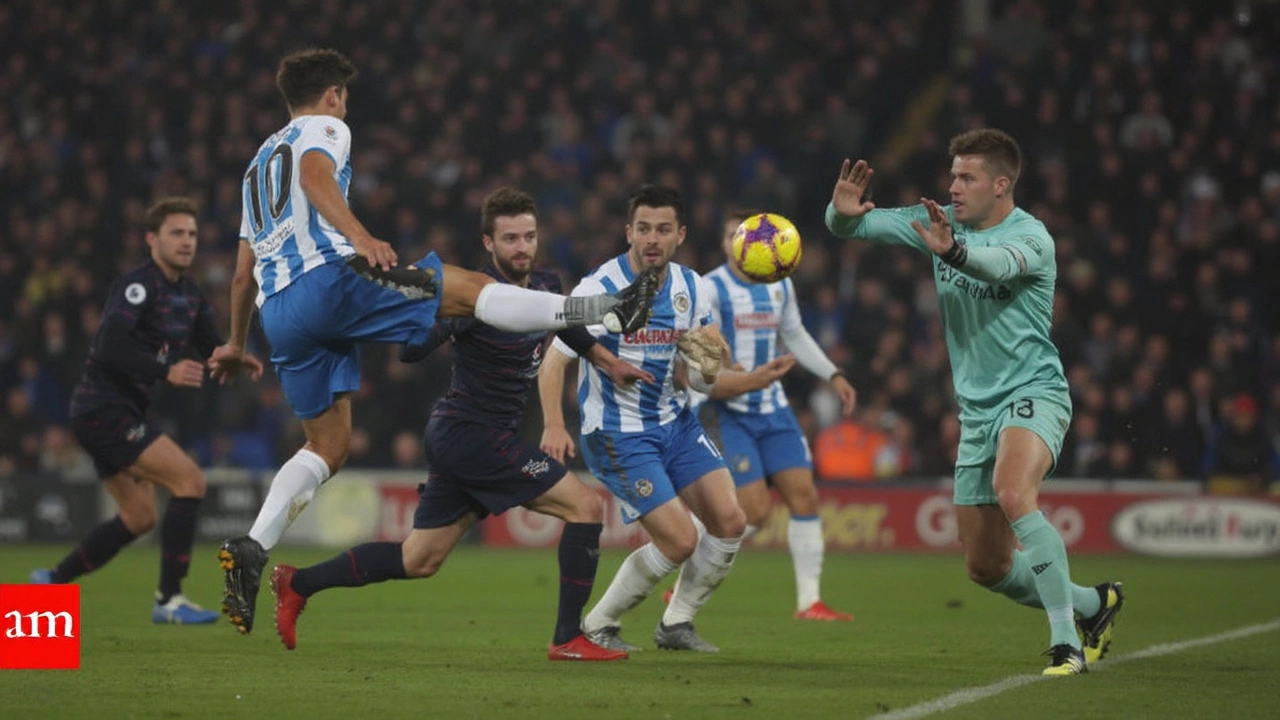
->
[[825, 129, 1123, 676], [539, 184, 793, 653]]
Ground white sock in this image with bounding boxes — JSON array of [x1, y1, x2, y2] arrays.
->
[[247, 449, 331, 551], [583, 543, 678, 632], [663, 533, 742, 626], [742, 523, 759, 541], [788, 515, 824, 610], [690, 512, 707, 538]]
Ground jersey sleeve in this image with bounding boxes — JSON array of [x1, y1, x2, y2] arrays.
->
[[691, 274, 715, 328], [778, 277, 803, 333], [191, 294, 223, 359], [702, 274, 724, 327], [551, 276, 608, 359], [296, 118, 352, 168], [825, 202, 933, 256], [953, 230, 1056, 284], [95, 277, 168, 381]]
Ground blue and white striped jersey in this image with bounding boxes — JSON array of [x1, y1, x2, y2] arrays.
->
[[239, 115, 356, 306], [703, 264, 804, 415], [553, 255, 714, 434]]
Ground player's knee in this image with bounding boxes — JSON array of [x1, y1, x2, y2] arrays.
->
[[994, 484, 1033, 520], [402, 548, 446, 579], [966, 556, 1011, 587], [567, 489, 604, 524], [786, 485, 820, 517], [120, 506, 157, 535], [178, 470, 207, 498], [705, 505, 747, 540]]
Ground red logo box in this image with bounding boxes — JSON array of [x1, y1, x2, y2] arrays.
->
[[0, 584, 80, 669]]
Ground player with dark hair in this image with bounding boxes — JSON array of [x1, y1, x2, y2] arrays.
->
[[270, 188, 650, 660], [540, 184, 791, 653], [690, 206, 859, 621], [211, 49, 659, 635], [31, 197, 264, 625], [827, 129, 1123, 675]]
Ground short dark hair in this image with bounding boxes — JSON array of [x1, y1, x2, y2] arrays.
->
[[724, 207, 765, 227], [276, 48, 357, 112], [948, 129, 1022, 187], [627, 184, 685, 225], [481, 187, 538, 237], [144, 197, 198, 234]]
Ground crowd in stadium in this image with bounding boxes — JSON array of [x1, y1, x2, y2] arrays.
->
[[0, 0, 1276, 487]]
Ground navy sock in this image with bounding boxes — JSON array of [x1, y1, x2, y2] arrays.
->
[[291, 541, 407, 598], [554, 522, 603, 646], [52, 516, 137, 583], [157, 497, 201, 604]]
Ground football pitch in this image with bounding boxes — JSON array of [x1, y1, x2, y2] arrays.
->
[[2, 545, 1277, 719]]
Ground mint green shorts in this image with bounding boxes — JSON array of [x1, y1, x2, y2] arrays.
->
[[953, 393, 1072, 506]]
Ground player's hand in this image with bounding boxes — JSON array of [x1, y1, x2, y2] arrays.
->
[[208, 344, 265, 384], [910, 198, 957, 255], [678, 325, 731, 378], [166, 359, 206, 388], [831, 374, 858, 416], [352, 235, 398, 271], [747, 354, 796, 388], [540, 425, 576, 464], [604, 359, 656, 388], [831, 159, 876, 218]]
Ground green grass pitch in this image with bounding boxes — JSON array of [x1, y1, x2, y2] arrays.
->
[[2, 545, 1277, 719]]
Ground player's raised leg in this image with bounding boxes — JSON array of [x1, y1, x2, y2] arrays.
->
[[350, 255, 660, 336]]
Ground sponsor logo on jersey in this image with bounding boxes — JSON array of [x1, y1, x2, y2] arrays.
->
[[734, 312, 779, 330], [624, 328, 684, 345]]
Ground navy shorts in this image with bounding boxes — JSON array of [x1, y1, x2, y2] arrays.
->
[[413, 416, 568, 529], [70, 406, 162, 480]]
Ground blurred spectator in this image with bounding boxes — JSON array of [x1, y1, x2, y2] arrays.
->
[[0, 0, 1275, 487], [1207, 394, 1273, 492]]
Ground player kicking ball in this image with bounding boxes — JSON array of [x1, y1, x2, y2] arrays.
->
[[826, 129, 1123, 675], [212, 49, 659, 636], [268, 188, 653, 659], [690, 207, 859, 622], [32, 198, 264, 624]]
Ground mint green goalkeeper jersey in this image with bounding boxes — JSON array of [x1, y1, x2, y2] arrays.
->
[[825, 202, 1069, 421]]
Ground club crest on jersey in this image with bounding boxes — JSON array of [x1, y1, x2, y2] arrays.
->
[[155, 342, 170, 365], [673, 292, 690, 314], [634, 478, 653, 498], [125, 283, 147, 305], [125, 424, 147, 442]]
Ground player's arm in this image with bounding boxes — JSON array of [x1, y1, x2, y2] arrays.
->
[[208, 240, 265, 383], [296, 122, 396, 270], [826, 158, 932, 255], [95, 280, 203, 388], [538, 341, 578, 463], [399, 318, 467, 363], [707, 355, 797, 399], [909, 198, 1051, 283], [776, 279, 856, 415], [560, 326, 656, 387]]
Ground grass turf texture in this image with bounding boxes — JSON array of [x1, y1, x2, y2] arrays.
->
[[2, 545, 1277, 719]]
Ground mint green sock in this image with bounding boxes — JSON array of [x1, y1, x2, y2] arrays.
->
[[1010, 511, 1081, 650], [989, 550, 1102, 618]]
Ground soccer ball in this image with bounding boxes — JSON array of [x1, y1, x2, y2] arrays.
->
[[730, 213, 803, 283]]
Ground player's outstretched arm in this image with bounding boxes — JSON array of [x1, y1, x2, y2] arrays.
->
[[538, 343, 578, 463], [708, 355, 797, 400], [209, 240, 265, 384], [777, 282, 856, 415], [825, 159, 931, 255], [909, 197, 1049, 283], [298, 151, 397, 270]]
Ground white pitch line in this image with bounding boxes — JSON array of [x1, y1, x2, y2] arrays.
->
[[868, 619, 1280, 720]]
